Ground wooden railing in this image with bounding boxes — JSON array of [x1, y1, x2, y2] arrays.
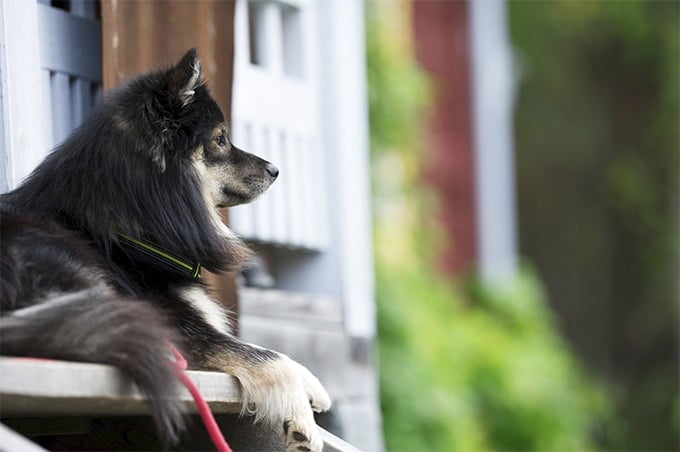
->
[[230, 0, 329, 250], [0, 357, 360, 451]]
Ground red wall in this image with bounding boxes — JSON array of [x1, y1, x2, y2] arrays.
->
[[412, 0, 477, 275]]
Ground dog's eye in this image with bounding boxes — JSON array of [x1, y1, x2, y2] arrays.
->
[[215, 135, 226, 147]]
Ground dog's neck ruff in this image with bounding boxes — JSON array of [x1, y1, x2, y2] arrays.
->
[[116, 233, 202, 279]]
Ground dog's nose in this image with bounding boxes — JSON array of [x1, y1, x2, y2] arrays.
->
[[266, 164, 279, 179]]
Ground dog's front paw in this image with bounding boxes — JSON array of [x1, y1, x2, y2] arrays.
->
[[283, 419, 323, 452], [290, 360, 331, 413], [233, 353, 330, 452]]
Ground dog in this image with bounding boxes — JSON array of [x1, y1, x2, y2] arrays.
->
[[0, 48, 331, 451]]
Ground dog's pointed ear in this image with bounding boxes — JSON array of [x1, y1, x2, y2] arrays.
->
[[169, 48, 203, 107]]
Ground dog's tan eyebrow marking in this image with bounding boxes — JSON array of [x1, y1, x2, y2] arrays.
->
[[215, 126, 229, 138]]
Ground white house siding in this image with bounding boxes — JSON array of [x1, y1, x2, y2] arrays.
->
[[232, 0, 382, 450]]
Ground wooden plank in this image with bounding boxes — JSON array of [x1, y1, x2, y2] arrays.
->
[[0, 358, 361, 451], [101, 0, 235, 109], [0, 357, 241, 416]]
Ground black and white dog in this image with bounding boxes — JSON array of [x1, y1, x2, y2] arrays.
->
[[0, 49, 330, 451]]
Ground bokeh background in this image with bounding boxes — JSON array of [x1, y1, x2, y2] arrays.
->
[[367, 1, 679, 450]]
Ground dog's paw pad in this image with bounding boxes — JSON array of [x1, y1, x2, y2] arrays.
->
[[283, 420, 321, 452]]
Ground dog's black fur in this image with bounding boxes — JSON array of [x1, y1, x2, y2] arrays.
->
[[0, 49, 329, 451]]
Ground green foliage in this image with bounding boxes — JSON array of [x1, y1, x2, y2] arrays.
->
[[377, 263, 607, 451], [510, 1, 679, 449], [366, 2, 610, 450], [365, 1, 430, 158]]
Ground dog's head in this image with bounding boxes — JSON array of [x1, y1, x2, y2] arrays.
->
[[99, 49, 280, 271], [117, 48, 278, 208]]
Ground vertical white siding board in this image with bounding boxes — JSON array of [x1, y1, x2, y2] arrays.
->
[[317, 0, 375, 336], [75, 78, 92, 126], [71, 77, 82, 127], [307, 139, 319, 248], [50, 72, 70, 146], [293, 134, 306, 247], [0, 9, 7, 192], [304, 0, 326, 249], [281, 131, 294, 245], [281, 4, 303, 78], [270, 128, 286, 243], [302, 137, 315, 248], [234, 0, 250, 69], [278, 129, 293, 246], [249, 0, 269, 68], [311, 137, 328, 249], [0, 0, 48, 189], [298, 134, 308, 247], [41, 69, 55, 152], [264, 2, 282, 74], [255, 125, 273, 241], [469, 0, 518, 286], [298, 137, 310, 248]]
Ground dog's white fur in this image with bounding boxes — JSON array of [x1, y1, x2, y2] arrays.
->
[[178, 286, 231, 335]]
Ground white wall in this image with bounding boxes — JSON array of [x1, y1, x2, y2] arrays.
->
[[0, 0, 47, 191]]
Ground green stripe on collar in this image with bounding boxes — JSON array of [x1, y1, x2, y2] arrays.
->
[[117, 232, 202, 279]]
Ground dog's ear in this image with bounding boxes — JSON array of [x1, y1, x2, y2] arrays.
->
[[169, 48, 203, 107]]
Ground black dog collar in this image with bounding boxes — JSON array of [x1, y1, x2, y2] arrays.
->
[[116, 233, 202, 279]]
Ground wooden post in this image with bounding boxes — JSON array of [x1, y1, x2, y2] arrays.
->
[[412, 0, 478, 276], [100, 0, 240, 317]]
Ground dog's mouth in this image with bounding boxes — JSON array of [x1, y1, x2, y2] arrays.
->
[[218, 188, 251, 208]]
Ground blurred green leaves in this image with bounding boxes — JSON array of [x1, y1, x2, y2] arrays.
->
[[510, 1, 678, 449], [377, 257, 611, 451], [366, 1, 610, 450]]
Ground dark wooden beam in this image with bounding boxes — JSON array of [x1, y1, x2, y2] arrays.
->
[[100, 0, 240, 317]]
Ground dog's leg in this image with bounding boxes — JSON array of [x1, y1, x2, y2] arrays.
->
[[173, 286, 331, 452], [211, 343, 330, 452]]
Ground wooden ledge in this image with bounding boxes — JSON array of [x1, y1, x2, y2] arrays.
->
[[0, 357, 361, 452], [0, 357, 242, 416]]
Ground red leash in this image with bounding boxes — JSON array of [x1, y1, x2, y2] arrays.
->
[[169, 345, 233, 452]]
